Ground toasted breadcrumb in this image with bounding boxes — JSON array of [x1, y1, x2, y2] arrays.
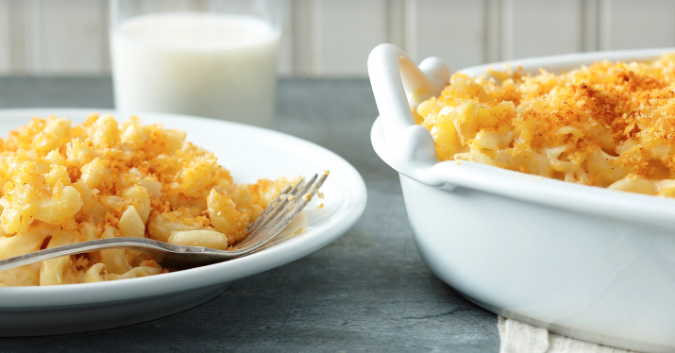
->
[[418, 53, 675, 194], [0, 115, 292, 286]]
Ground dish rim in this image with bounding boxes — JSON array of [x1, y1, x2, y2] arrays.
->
[[0, 108, 367, 307], [368, 45, 675, 231]]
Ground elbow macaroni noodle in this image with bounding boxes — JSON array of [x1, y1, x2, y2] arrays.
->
[[0, 115, 291, 286], [417, 53, 675, 197]]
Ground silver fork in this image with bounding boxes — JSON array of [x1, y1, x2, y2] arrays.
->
[[0, 171, 328, 272]]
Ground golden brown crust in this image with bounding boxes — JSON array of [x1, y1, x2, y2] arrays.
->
[[418, 54, 675, 193]]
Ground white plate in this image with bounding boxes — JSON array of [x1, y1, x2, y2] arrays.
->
[[0, 108, 367, 336]]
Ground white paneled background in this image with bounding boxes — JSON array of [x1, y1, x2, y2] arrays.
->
[[0, 0, 674, 77]]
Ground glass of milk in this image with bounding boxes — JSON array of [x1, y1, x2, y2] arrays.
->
[[109, 0, 281, 127]]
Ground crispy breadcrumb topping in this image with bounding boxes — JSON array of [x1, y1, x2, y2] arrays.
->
[[417, 53, 675, 196], [0, 114, 291, 286]]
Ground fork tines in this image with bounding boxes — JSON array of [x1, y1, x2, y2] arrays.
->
[[237, 171, 329, 251], [246, 178, 304, 234]]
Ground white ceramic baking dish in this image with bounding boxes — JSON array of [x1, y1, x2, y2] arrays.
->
[[369, 44, 675, 353]]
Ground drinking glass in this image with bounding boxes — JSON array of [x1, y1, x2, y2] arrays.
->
[[109, 0, 281, 127]]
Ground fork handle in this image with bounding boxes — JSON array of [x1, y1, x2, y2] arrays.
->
[[0, 237, 224, 272]]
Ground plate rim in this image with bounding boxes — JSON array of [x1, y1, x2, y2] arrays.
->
[[0, 108, 367, 308]]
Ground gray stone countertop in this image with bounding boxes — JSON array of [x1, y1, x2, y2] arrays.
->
[[0, 77, 499, 352]]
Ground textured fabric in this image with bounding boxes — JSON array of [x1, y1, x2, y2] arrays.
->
[[498, 317, 634, 353]]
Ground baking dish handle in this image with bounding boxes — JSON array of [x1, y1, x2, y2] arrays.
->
[[367, 43, 449, 174]]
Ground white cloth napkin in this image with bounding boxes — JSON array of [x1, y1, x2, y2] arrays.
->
[[498, 317, 635, 353]]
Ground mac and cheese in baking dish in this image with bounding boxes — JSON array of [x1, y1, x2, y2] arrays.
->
[[416, 53, 675, 197], [0, 115, 290, 286]]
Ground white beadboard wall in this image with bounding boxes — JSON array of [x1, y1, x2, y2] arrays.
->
[[0, 0, 675, 77], [0, 0, 10, 72]]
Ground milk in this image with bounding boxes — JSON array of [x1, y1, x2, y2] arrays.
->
[[112, 13, 279, 126]]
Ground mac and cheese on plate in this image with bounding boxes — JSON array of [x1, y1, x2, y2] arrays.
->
[[417, 53, 675, 197], [0, 115, 290, 286]]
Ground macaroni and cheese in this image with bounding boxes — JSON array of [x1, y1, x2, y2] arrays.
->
[[417, 53, 675, 196], [0, 115, 290, 286]]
